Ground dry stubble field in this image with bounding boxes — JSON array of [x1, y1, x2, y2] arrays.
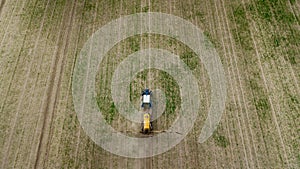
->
[[0, 0, 299, 168]]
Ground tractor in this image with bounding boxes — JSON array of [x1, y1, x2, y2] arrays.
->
[[141, 89, 153, 134]]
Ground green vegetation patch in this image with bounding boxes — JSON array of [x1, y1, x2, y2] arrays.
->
[[248, 76, 272, 122], [130, 38, 140, 52], [231, 5, 253, 51], [97, 95, 117, 124], [21, 0, 68, 31], [142, 6, 149, 12], [248, 0, 296, 24], [288, 94, 300, 111], [180, 51, 198, 70], [247, 0, 300, 65], [213, 132, 229, 148], [255, 97, 271, 121]]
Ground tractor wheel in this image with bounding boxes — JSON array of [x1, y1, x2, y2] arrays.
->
[[141, 124, 144, 133]]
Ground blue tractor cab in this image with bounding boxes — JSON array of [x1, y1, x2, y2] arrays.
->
[[141, 89, 152, 108]]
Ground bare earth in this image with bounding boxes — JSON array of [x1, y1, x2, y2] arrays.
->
[[0, 0, 299, 168]]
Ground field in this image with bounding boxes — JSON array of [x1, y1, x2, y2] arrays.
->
[[0, 0, 299, 168]]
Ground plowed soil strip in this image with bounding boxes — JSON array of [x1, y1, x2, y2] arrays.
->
[[33, 1, 77, 168], [27, 0, 61, 167], [0, 0, 20, 53], [0, 0, 39, 167], [167, 1, 178, 168], [43, 1, 80, 168], [176, 2, 191, 168], [185, 3, 204, 166], [223, 1, 264, 168], [24, 1, 62, 168], [0, 0, 27, 115], [218, 0, 261, 167], [248, 0, 296, 165], [68, 0, 87, 168], [215, 6, 251, 169], [209, 0, 250, 168], [0, 0, 6, 16], [229, 2, 274, 167], [266, 0, 300, 94], [1, 0, 51, 168], [195, 1, 222, 168], [240, 0, 290, 167], [216, 1, 243, 168]]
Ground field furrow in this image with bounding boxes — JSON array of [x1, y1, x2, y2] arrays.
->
[[0, 0, 298, 168]]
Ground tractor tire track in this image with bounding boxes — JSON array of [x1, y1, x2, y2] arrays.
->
[[0, 0, 6, 17], [206, 2, 237, 164], [203, 2, 225, 168], [250, 0, 297, 166], [250, 22, 290, 167], [33, 0, 77, 168], [114, 0, 130, 168], [0, 0, 39, 167], [177, 1, 197, 168], [0, 0, 20, 84], [0, 0, 51, 168], [24, 0, 63, 168], [168, 1, 183, 169], [0, 0, 27, 117], [0, 0, 22, 152], [287, 0, 300, 25], [155, 5, 164, 169], [218, 0, 262, 168], [242, 1, 288, 166], [71, 0, 106, 167], [265, 0, 298, 148], [220, 3, 262, 166], [23, 0, 61, 167], [246, 0, 297, 166], [228, 2, 273, 167], [214, 2, 253, 168], [213, 1, 251, 168], [42, 1, 78, 168], [194, 1, 223, 168], [266, 0, 300, 95], [0, 0, 21, 62], [145, 0, 154, 168], [180, 2, 201, 165], [58, 0, 100, 168], [29, 3, 68, 167], [230, 3, 271, 167], [180, 2, 203, 163], [0, 0, 18, 43], [68, 0, 87, 168], [240, 0, 290, 167], [176, 1, 191, 168], [207, 1, 229, 168], [208, 0, 250, 168], [225, 1, 272, 168], [68, 1, 112, 167]]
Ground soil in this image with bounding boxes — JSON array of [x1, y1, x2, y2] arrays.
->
[[0, 0, 299, 168]]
